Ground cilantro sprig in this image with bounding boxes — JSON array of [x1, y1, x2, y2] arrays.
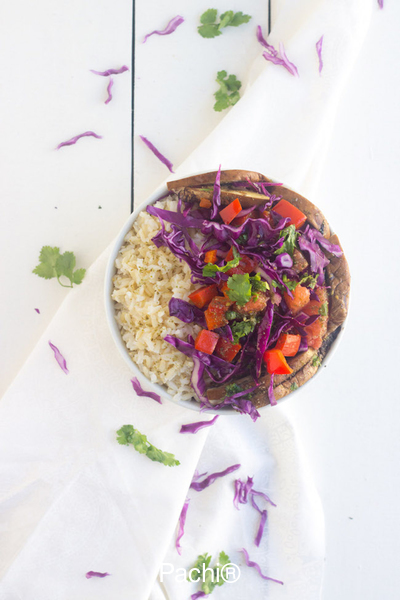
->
[[275, 225, 299, 256], [214, 70, 242, 112], [226, 273, 268, 306], [117, 425, 180, 467], [198, 9, 251, 38], [189, 551, 231, 595], [231, 316, 260, 343], [203, 246, 240, 277], [33, 246, 86, 288]]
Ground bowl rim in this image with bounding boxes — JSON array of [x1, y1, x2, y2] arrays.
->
[[104, 175, 348, 415]]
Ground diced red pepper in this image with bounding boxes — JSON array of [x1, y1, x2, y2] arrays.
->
[[219, 199, 242, 225], [263, 349, 293, 375], [204, 296, 233, 330], [195, 329, 220, 355], [199, 198, 212, 208], [188, 284, 218, 309], [283, 285, 310, 315], [215, 338, 242, 362], [225, 247, 235, 262], [273, 199, 307, 229], [219, 281, 230, 298], [204, 250, 217, 264], [275, 333, 301, 357]]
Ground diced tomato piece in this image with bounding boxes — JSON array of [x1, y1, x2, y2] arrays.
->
[[236, 292, 268, 314], [263, 349, 293, 375], [195, 329, 220, 355], [219, 281, 230, 298], [219, 199, 242, 225], [188, 284, 218, 309], [199, 198, 212, 208], [204, 296, 234, 330], [273, 199, 307, 229], [225, 247, 257, 274], [204, 250, 217, 264], [215, 338, 242, 362], [302, 287, 329, 316], [283, 285, 310, 315], [305, 318, 327, 350], [275, 333, 301, 357]]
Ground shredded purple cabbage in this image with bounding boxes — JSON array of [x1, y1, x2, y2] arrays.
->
[[378, 0, 384, 8], [255, 509, 268, 547], [233, 476, 254, 509], [268, 374, 277, 406], [139, 135, 174, 173], [90, 66, 129, 76], [255, 301, 274, 379], [299, 226, 342, 285], [251, 489, 277, 507], [169, 298, 206, 327], [131, 377, 162, 404], [105, 77, 114, 104], [85, 571, 110, 579], [257, 26, 298, 76], [210, 165, 222, 220], [239, 548, 283, 584], [143, 15, 184, 43], [190, 357, 208, 404], [164, 335, 235, 381], [34, 308, 40, 314], [176, 497, 190, 555], [190, 464, 241, 491], [56, 131, 102, 150], [180, 415, 219, 434], [48, 341, 69, 374], [316, 36, 324, 73], [191, 592, 208, 600]]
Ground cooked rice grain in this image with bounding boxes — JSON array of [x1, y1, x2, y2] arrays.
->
[[112, 199, 199, 401]]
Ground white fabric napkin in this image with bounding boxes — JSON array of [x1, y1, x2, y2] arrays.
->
[[0, 1, 371, 599]]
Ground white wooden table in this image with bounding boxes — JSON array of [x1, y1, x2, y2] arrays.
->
[[1, 1, 399, 598]]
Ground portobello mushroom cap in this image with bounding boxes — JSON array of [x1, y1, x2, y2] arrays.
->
[[169, 170, 350, 408]]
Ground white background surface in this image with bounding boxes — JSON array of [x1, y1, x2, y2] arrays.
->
[[1, 1, 399, 599]]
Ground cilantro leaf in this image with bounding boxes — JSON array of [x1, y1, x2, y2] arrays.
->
[[231, 317, 259, 343], [213, 71, 242, 112], [189, 551, 231, 595], [198, 24, 221, 38], [219, 10, 234, 29], [33, 245, 86, 288], [229, 11, 252, 26], [72, 268, 86, 285], [275, 225, 299, 256], [290, 382, 299, 391], [299, 273, 318, 289], [319, 302, 328, 316], [250, 273, 268, 292], [198, 9, 251, 37], [116, 425, 180, 467], [200, 8, 217, 24], [203, 246, 240, 277], [56, 251, 75, 281], [227, 273, 252, 305]]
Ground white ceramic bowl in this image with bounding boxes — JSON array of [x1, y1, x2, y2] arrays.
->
[[104, 176, 348, 414]]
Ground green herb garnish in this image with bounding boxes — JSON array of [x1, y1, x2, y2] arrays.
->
[[188, 551, 231, 594], [226, 273, 252, 305], [299, 273, 319, 289], [319, 302, 328, 316], [116, 425, 180, 467], [213, 70, 242, 112], [231, 316, 260, 343], [225, 310, 239, 320], [203, 246, 240, 277], [250, 273, 268, 293], [198, 9, 251, 38], [33, 246, 86, 288], [237, 232, 248, 244], [275, 225, 299, 256], [312, 355, 322, 368], [225, 383, 243, 395], [290, 382, 299, 392]]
